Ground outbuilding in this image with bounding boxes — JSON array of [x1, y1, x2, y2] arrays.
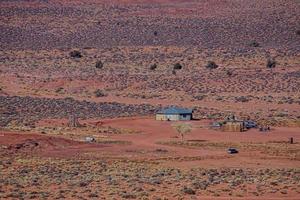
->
[[222, 120, 245, 132], [221, 115, 245, 132], [156, 107, 193, 121]]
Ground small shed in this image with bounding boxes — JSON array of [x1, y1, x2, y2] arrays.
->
[[156, 107, 193, 121], [221, 115, 245, 132]]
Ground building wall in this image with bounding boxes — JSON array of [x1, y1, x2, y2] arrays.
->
[[156, 114, 192, 121], [179, 114, 192, 121], [156, 114, 167, 121]]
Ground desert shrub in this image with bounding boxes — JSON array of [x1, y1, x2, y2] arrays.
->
[[173, 63, 182, 70], [235, 96, 250, 102], [69, 50, 82, 58], [154, 31, 158, 36], [226, 70, 233, 76], [216, 96, 223, 101], [88, 193, 99, 198], [121, 193, 137, 199], [182, 186, 196, 195], [276, 112, 288, 117], [193, 95, 206, 100], [266, 59, 276, 68], [172, 123, 192, 141], [94, 89, 106, 97], [172, 70, 177, 75], [79, 181, 89, 187], [296, 30, 300, 35], [55, 87, 64, 93], [206, 61, 218, 69], [95, 61, 104, 69], [150, 63, 157, 70], [155, 148, 168, 153], [64, 97, 74, 101], [249, 40, 260, 47]]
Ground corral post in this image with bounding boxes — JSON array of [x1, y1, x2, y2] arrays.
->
[[68, 115, 81, 127]]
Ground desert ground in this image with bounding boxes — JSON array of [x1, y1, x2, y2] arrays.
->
[[0, 0, 300, 199]]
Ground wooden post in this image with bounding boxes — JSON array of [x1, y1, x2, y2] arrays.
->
[[68, 115, 81, 127]]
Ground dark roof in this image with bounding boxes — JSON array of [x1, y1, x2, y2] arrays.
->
[[157, 107, 193, 115]]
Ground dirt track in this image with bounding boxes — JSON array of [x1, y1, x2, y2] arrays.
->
[[1, 117, 299, 168]]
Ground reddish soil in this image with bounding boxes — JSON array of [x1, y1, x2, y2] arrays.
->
[[1, 117, 299, 199], [1, 117, 299, 168], [0, 131, 109, 158], [101, 117, 300, 168], [0, 0, 299, 199]]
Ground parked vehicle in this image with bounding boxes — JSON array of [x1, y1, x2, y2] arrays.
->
[[227, 148, 239, 154], [244, 120, 257, 129], [85, 136, 96, 143]]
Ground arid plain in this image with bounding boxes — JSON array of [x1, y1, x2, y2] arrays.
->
[[0, 0, 300, 199]]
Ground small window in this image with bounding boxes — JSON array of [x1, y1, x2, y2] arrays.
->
[[182, 114, 187, 118]]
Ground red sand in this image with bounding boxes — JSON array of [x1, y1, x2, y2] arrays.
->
[[2, 117, 299, 169]]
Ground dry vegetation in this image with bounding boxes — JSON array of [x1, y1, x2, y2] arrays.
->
[[157, 140, 300, 161], [0, 156, 299, 200], [0, 0, 300, 199]]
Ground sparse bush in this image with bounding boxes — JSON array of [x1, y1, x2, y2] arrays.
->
[[182, 186, 196, 195], [95, 61, 104, 69], [154, 31, 158, 36], [206, 61, 218, 69], [226, 70, 233, 76], [266, 59, 276, 68], [88, 193, 99, 198], [69, 50, 82, 58], [155, 148, 168, 153], [121, 193, 137, 199], [173, 63, 182, 70], [249, 40, 260, 47], [235, 96, 250, 102], [55, 87, 64, 93], [193, 95, 206, 100], [94, 89, 106, 97], [64, 97, 74, 101], [150, 63, 157, 70], [296, 30, 300, 35], [172, 123, 192, 141], [216, 96, 223, 101], [79, 181, 89, 187]]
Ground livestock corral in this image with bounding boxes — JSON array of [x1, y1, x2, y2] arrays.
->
[[0, 0, 300, 199]]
